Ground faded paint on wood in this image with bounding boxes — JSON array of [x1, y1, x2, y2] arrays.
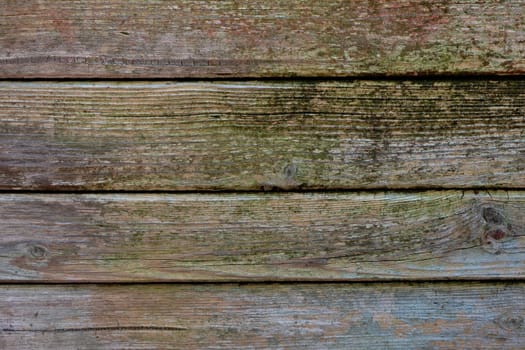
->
[[1, 191, 524, 282], [1, 283, 524, 349], [1, 80, 525, 190], [1, 0, 524, 78]]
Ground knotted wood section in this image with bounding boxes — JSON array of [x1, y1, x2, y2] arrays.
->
[[1, 191, 524, 282]]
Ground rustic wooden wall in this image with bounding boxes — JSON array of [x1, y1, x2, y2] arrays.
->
[[1, 1, 525, 348]]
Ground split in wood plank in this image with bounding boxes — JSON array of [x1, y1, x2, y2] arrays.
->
[[1, 80, 525, 190], [1, 191, 524, 282], [1, 0, 524, 78], [1, 282, 524, 349]]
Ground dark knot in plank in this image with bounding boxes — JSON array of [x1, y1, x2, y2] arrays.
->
[[479, 206, 514, 255], [495, 312, 525, 331], [28, 245, 48, 260], [482, 207, 505, 225]]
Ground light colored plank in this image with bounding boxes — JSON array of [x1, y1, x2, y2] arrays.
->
[[1, 0, 524, 78], [1, 80, 525, 190], [1, 282, 524, 349], [1, 191, 524, 282]]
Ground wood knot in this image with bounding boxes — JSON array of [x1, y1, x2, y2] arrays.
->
[[495, 313, 524, 331], [482, 207, 505, 225], [28, 245, 48, 260], [481, 229, 508, 254], [258, 163, 303, 191], [484, 229, 506, 241], [479, 206, 513, 254], [282, 163, 298, 179]]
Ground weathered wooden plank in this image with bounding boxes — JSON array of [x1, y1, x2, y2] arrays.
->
[[1, 0, 524, 78], [1, 282, 524, 349], [2, 80, 525, 190], [1, 191, 524, 282]]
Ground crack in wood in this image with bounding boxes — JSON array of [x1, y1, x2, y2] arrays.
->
[[2, 326, 188, 333], [0, 56, 289, 67]]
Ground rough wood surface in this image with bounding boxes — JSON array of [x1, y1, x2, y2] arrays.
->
[[1, 282, 525, 349], [1, 0, 524, 78], [2, 80, 525, 190], [1, 191, 524, 282]]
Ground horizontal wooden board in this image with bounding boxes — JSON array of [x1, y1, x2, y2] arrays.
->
[[1, 0, 524, 78], [1, 282, 525, 349], [2, 80, 525, 190], [1, 191, 525, 282]]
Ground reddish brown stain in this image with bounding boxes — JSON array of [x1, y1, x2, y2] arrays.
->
[[360, 1, 451, 55], [487, 229, 506, 241], [30, 3, 77, 47]]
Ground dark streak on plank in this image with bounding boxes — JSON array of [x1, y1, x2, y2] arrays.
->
[[3, 326, 189, 333], [1, 283, 525, 349], [1, 191, 524, 282], [1, 80, 525, 191], [1, 0, 524, 77]]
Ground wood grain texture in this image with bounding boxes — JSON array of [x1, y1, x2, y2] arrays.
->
[[1, 0, 524, 78], [1, 282, 525, 349], [1, 191, 524, 282], [2, 80, 525, 190]]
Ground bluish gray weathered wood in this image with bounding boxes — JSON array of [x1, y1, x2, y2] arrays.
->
[[1, 283, 524, 349]]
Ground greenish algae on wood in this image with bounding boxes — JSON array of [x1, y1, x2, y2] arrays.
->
[[0, 0, 524, 77], [1, 80, 525, 190], [1, 191, 525, 282]]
